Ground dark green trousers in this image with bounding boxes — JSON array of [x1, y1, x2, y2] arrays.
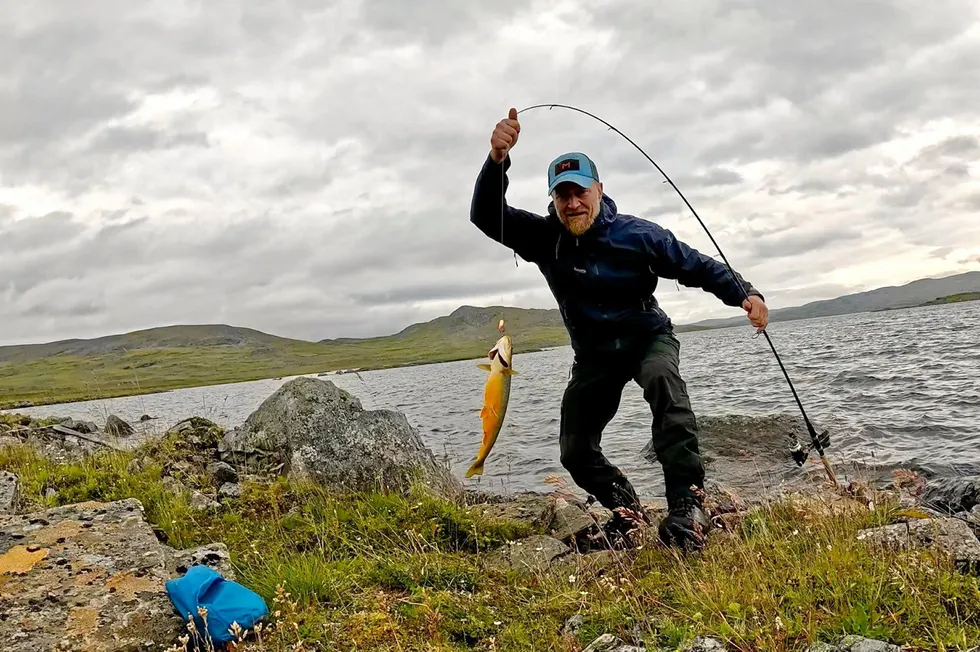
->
[[558, 332, 705, 511]]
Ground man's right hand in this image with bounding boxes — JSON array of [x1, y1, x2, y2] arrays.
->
[[489, 107, 520, 163]]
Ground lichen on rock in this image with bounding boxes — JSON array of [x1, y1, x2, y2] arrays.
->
[[0, 497, 233, 651]]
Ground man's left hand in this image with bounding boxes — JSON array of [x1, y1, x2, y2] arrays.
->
[[742, 295, 769, 332]]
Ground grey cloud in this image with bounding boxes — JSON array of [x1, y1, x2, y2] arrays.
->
[[698, 167, 743, 187], [21, 297, 105, 319], [88, 126, 211, 155], [0, 1, 978, 347], [917, 135, 980, 159], [0, 211, 86, 254], [356, 0, 528, 46], [348, 275, 543, 307], [742, 226, 865, 261]]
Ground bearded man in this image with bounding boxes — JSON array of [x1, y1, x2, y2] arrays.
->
[[469, 108, 769, 551]]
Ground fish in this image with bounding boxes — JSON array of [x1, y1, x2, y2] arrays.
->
[[465, 332, 517, 478]]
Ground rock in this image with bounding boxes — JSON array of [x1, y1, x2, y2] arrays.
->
[[165, 417, 223, 450], [465, 491, 554, 526], [164, 542, 235, 579], [857, 517, 980, 573], [582, 634, 623, 652], [189, 490, 220, 512], [208, 461, 238, 485], [922, 476, 980, 515], [807, 635, 902, 651], [838, 635, 902, 651], [73, 421, 98, 435], [580, 634, 646, 652], [139, 414, 153, 422], [486, 535, 569, 573], [162, 475, 185, 495], [545, 497, 599, 544], [220, 377, 462, 499], [682, 636, 729, 651], [218, 482, 242, 499], [104, 415, 135, 438], [563, 614, 584, 635], [0, 498, 186, 650], [1, 472, 17, 514]]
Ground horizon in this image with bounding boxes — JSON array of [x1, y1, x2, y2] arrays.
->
[[2, 269, 976, 349]]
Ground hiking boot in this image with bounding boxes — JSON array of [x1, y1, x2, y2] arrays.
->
[[592, 505, 651, 550], [658, 493, 711, 552]]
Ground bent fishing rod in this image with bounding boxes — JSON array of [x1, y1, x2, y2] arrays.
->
[[515, 102, 839, 487]]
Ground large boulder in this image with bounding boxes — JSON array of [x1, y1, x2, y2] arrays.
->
[[219, 377, 462, 499]]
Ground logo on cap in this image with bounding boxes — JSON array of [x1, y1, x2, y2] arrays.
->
[[554, 158, 580, 175], [547, 152, 599, 194]]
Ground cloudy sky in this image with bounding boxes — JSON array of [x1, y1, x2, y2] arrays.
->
[[2, 0, 979, 346]]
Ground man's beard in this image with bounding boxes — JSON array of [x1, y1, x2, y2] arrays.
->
[[563, 210, 596, 236]]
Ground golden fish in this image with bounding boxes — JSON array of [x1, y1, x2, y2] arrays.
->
[[465, 333, 516, 478]]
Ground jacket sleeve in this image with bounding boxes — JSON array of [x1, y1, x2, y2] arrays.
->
[[470, 153, 551, 262], [646, 224, 764, 307]]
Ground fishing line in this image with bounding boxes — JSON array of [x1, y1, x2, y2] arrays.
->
[[512, 102, 839, 487]]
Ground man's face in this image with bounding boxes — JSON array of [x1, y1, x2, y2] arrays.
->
[[552, 180, 603, 236]]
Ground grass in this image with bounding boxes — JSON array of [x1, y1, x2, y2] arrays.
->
[[2, 422, 980, 651], [923, 292, 980, 306], [0, 325, 571, 410]]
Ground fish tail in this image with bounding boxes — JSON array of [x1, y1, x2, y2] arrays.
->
[[465, 461, 485, 478]]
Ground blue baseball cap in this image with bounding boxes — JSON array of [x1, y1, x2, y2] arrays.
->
[[547, 152, 600, 195]]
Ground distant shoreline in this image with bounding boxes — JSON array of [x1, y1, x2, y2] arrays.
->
[[2, 298, 977, 412]]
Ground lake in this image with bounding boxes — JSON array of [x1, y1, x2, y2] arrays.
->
[[8, 301, 979, 503]]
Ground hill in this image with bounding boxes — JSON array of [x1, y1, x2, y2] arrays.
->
[[2, 270, 977, 408], [688, 271, 980, 330], [0, 306, 574, 409], [0, 324, 297, 365]]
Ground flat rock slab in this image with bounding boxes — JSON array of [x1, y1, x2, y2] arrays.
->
[[0, 498, 233, 651], [486, 535, 569, 574], [857, 517, 980, 573]]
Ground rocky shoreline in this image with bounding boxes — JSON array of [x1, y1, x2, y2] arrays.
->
[[2, 376, 980, 650]]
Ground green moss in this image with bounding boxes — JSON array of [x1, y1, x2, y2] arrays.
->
[[2, 438, 979, 651]]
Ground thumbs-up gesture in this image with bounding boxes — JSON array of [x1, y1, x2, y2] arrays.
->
[[489, 107, 521, 163]]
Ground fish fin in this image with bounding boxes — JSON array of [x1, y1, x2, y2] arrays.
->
[[476, 363, 492, 371], [501, 368, 517, 376], [465, 462, 484, 478]]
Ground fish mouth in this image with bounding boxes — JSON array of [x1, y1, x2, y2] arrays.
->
[[488, 348, 509, 367], [488, 335, 513, 367]]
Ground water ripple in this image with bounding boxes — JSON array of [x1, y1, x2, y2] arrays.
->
[[7, 301, 980, 502]]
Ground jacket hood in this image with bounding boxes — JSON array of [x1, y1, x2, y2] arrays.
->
[[547, 194, 618, 235]]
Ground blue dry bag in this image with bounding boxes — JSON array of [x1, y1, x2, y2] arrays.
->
[[166, 564, 269, 645]]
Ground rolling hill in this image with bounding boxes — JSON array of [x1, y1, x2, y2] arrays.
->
[[688, 271, 980, 330], [0, 306, 573, 409], [2, 270, 978, 408]]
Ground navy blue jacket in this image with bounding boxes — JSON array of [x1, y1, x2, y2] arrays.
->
[[470, 154, 763, 355]]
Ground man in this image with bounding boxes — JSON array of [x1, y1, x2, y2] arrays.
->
[[469, 108, 769, 551]]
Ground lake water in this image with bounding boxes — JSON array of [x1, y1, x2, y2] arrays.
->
[[8, 301, 979, 504]]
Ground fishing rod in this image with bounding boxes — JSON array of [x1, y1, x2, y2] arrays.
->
[[515, 102, 839, 487]]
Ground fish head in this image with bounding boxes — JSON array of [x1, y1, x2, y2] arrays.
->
[[487, 334, 513, 370]]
